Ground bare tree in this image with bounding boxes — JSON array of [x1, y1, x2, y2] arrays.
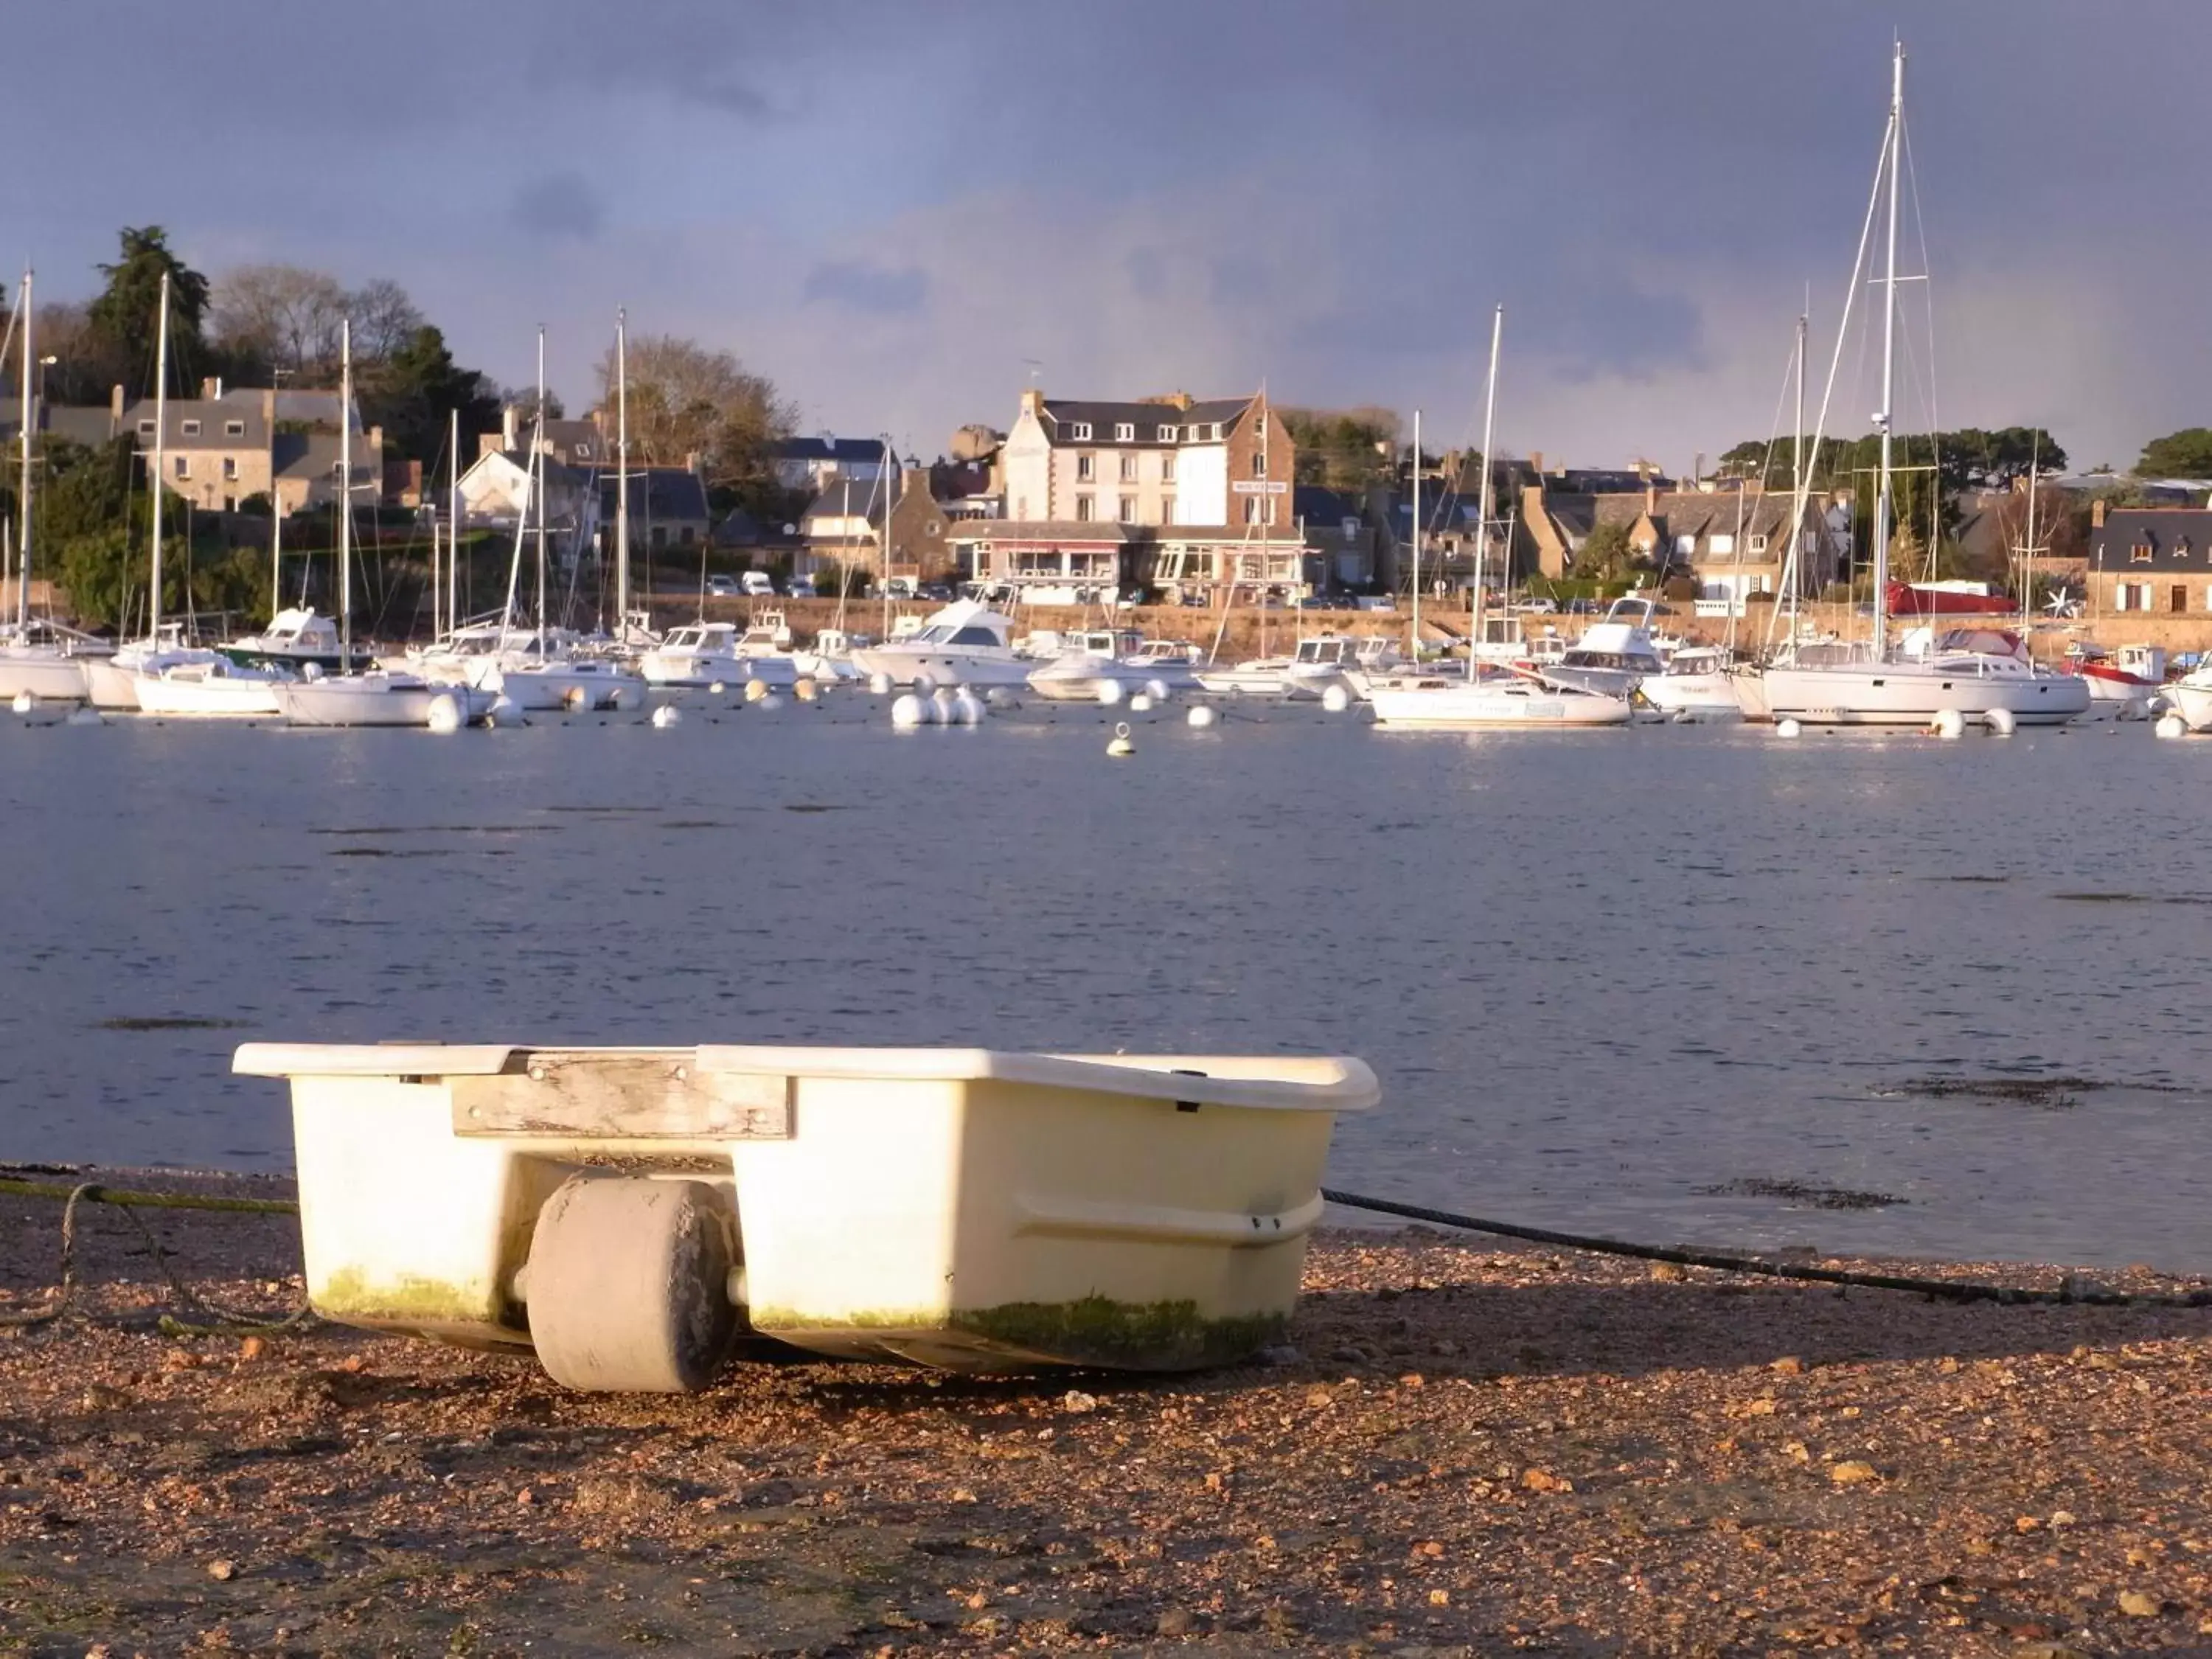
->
[[592, 333, 794, 488], [348, 277, 423, 364], [210, 264, 349, 380]]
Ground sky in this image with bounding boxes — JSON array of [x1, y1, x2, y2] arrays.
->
[[4, 1, 2202, 474]]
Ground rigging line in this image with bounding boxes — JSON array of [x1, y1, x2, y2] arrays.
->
[[1899, 107, 1946, 577]]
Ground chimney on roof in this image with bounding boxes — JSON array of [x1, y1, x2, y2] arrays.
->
[[502, 404, 519, 451], [1645, 480, 1657, 514], [109, 383, 124, 424], [2092, 497, 2107, 528], [1020, 386, 1044, 419], [201, 377, 221, 401], [1529, 450, 1544, 476]]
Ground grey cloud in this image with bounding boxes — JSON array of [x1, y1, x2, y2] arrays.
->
[[512, 174, 605, 243], [803, 260, 928, 316]]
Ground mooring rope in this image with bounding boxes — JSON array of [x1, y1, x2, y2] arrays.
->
[[0, 1177, 310, 1336], [1321, 1188, 2212, 1310]]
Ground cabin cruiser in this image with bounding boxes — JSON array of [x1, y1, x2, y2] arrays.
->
[[1197, 634, 1394, 699], [219, 608, 372, 676], [0, 619, 111, 703], [1027, 631, 1206, 700], [1640, 643, 1743, 721], [638, 621, 797, 690], [80, 625, 227, 712], [133, 656, 286, 717], [1532, 596, 1667, 698], [846, 601, 1031, 688], [1369, 672, 1633, 728]]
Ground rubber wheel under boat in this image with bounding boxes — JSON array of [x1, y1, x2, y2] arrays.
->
[[525, 1175, 739, 1394]]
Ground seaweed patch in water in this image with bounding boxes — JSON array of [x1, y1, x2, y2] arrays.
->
[[1695, 1178, 1904, 1211], [1921, 874, 2009, 883], [95, 1016, 254, 1032], [1900, 1074, 2101, 1109], [2052, 891, 2212, 906], [783, 804, 849, 813]]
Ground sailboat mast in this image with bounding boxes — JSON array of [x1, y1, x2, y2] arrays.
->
[[534, 327, 548, 636], [448, 407, 460, 631], [270, 484, 282, 616], [1869, 41, 1905, 655], [15, 267, 29, 633], [150, 271, 170, 645], [1410, 408, 1422, 661], [338, 316, 352, 659], [1471, 304, 1503, 683], [616, 309, 630, 631], [2020, 431, 2040, 630], [879, 434, 893, 644]]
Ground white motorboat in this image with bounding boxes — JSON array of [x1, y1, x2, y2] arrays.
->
[[639, 621, 796, 689], [83, 630, 228, 712], [2073, 643, 2166, 712], [1369, 675, 1633, 728], [1195, 634, 1382, 699], [277, 669, 493, 728], [2161, 661, 2212, 729], [498, 653, 648, 712], [793, 626, 869, 684], [1535, 596, 1667, 698], [1194, 655, 1296, 696], [1641, 644, 1742, 721], [219, 607, 371, 676], [1027, 631, 1206, 700], [846, 600, 1031, 688], [133, 656, 285, 717]]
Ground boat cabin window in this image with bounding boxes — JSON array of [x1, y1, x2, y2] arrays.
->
[[946, 625, 1001, 647]]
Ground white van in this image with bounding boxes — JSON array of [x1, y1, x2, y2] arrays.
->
[[739, 571, 776, 598]]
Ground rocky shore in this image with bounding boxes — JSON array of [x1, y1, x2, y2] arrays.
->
[[4, 1170, 2211, 1655]]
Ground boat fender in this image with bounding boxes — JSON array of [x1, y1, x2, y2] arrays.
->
[[1187, 704, 1220, 730], [890, 693, 927, 729], [2156, 712, 2190, 740], [1106, 720, 1135, 757], [1928, 709, 1966, 740], [425, 692, 465, 734], [1983, 707, 2016, 737], [1774, 717, 1802, 739], [1095, 678, 1126, 707], [650, 704, 683, 728]]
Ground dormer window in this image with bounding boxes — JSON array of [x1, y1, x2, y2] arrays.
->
[[574, 443, 593, 460], [1747, 532, 1768, 553], [1113, 422, 1134, 442], [1156, 424, 1177, 442], [136, 420, 155, 437], [1069, 422, 1093, 441], [2132, 542, 2154, 563], [181, 419, 201, 437]]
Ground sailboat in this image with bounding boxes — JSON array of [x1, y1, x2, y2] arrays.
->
[[1368, 306, 1632, 730], [276, 319, 491, 728], [1760, 44, 2089, 729], [0, 266, 105, 703]]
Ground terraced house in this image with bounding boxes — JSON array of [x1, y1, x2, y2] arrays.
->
[[956, 387, 1304, 600], [2087, 501, 2212, 615]]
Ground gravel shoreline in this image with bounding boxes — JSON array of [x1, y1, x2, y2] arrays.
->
[[4, 1168, 2211, 1655]]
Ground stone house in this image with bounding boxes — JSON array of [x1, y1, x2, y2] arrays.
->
[[2087, 503, 2212, 616], [1525, 479, 1848, 608], [796, 467, 951, 582], [771, 436, 891, 493]]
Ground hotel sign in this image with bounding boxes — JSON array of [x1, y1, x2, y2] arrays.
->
[[1231, 479, 1290, 495]]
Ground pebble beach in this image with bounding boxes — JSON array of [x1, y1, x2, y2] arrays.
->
[[4, 1172, 2211, 1655]]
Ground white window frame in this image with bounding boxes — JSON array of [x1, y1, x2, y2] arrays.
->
[[1747, 532, 1768, 554], [1075, 494, 1094, 523], [1069, 422, 1093, 441], [1117, 496, 1136, 524], [1114, 422, 1134, 442], [181, 419, 201, 437], [1076, 453, 1095, 481], [1156, 424, 1177, 442], [1708, 532, 1735, 556], [1119, 453, 1137, 482]]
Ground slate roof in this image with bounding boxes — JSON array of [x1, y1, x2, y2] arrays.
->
[[1590, 487, 1804, 549], [801, 477, 893, 530], [1036, 397, 1255, 448], [2091, 508, 2212, 572], [599, 465, 709, 523]]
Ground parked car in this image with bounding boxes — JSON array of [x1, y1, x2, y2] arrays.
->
[[740, 571, 776, 598], [785, 577, 818, 599], [917, 581, 955, 602], [705, 574, 740, 597]]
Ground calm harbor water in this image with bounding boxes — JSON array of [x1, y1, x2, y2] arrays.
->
[[4, 703, 2209, 1273]]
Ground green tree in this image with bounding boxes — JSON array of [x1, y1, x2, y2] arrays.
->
[[1278, 406, 1400, 490], [591, 333, 795, 512], [1573, 518, 1635, 583], [361, 324, 502, 468], [2136, 428, 2212, 477], [85, 226, 214, 400]]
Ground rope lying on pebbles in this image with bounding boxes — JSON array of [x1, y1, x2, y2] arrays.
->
[[0, 1177, 310, 1337], [1323, 1188, 2212, 1310]]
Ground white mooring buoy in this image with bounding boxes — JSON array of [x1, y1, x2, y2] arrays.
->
[[1144, 678, 1172, 704], [1774, 717, 1802, 739], [1321, 683, 1353, 714], [1983, 706, 2016, 737], [1929, 708, 1966, 740], [1128, 692, 1154, 713], [2156, 712, 2190, 740], [486, 696, 525, 728], [868, 672, 894, 696], [891, 693, 927, 729], [1187, 704, 1220, 730], [65, 705, 103, 727], [425, 692, 465, 733], [1107, 720, 1135, 758], [952, 691, 984, 726], [651, 703, 684, 728], [1095, 678, 1126, 707]]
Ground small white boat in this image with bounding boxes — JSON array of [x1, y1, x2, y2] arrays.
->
[[1641, 644, 1743, 721], [639, 622, 796, 690], [1369, 675, 1632, 728], [2074, 643, 2166, 712], [847, 600, 1032, 688], [498, 655, 648, 712], [792, 626, 869, 684], [1028, 630, 1206, 700], [0, 643, 97, 703], [276, 670, 494, 728], [133, 657, 285, 718]]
